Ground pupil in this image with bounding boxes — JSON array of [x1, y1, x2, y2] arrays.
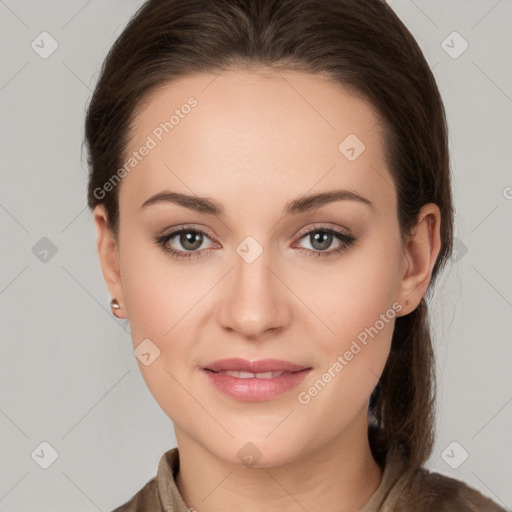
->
[[312, 232, 331, 251], [181, 231, 203, 250]]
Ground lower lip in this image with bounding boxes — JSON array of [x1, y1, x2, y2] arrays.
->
[[202, 369, 312, 401]]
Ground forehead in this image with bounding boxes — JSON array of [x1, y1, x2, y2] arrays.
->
[[119, 67, 395, 215]]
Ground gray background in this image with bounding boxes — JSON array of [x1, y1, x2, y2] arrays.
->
[[0, 0, 511, 510]]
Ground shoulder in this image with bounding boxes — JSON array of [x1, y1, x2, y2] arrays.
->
[[395, 466, 507, 511], [108, 447, 186, 512], [110, 476, 161, 512]]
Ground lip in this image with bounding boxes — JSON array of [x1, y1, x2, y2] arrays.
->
[[203, 358, 310, 373], [202, 358, 312, 401]]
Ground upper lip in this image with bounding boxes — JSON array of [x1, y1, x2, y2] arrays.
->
[[203, 358, 311, 373]]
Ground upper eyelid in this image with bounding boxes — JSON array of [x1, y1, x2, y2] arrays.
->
[[162, 223, 351, 237], [295, 223, 352, 237]]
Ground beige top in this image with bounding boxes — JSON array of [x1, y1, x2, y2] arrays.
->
[[112, 440, 507, 511]]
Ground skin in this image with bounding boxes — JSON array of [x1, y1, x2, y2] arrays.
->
[[94, 68, 441, 512]]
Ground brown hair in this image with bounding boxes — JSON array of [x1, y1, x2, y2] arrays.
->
[[84, 0, 454, 469]]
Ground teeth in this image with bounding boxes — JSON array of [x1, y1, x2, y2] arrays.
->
[[217, 370, 286, 379]]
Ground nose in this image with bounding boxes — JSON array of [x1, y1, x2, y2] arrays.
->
[[217, 247, 290, 340]]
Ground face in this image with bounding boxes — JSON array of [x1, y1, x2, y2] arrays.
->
[[95, 67, 426, 467]]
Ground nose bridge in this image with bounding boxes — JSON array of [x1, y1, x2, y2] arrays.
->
[[219, 237, 287, 336], [234, 239, 273, 295]]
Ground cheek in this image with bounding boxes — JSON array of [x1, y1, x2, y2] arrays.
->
[[119, 237, 204, 341], [118, 241, 203, 421], [302, 266, 397, 378], [293, 233, 402, 409], [302, 232, 402, 348]]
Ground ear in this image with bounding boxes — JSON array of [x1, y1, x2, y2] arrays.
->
[[93, 204, 128, 319], [396, 203, 442, 316]]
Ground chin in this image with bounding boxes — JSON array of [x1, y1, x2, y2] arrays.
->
[[211, 435, 308, 469]]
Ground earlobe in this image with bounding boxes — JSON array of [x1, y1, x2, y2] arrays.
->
[[397, 203, 442, 315], [93, 205, 127, 319]]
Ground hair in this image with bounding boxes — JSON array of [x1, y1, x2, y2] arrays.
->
[[84, 0, 454, 469]]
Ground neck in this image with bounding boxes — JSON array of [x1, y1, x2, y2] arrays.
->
[[175, 411, 383, 512]]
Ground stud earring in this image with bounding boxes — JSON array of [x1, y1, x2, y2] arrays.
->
[[405, 299, 410, 306], [110, 298, 121, 312]]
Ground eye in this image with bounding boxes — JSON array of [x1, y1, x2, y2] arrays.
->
[[293, 225, 356, 258], [154, 225, 217, 260], [154, 224, 356, 260]]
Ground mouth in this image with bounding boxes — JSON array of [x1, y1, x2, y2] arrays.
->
[[201, 358, 312, 401], [203, 357, 311, 374], [204, 369, 300, 379]]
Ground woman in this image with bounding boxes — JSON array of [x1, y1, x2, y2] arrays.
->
[[85, 0, 507, 510]]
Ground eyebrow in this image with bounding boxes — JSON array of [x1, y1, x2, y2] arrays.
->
[[140, 189, 374, 215]]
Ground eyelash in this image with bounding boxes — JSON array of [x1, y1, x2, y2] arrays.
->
[[154, 224, 356, 261]]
